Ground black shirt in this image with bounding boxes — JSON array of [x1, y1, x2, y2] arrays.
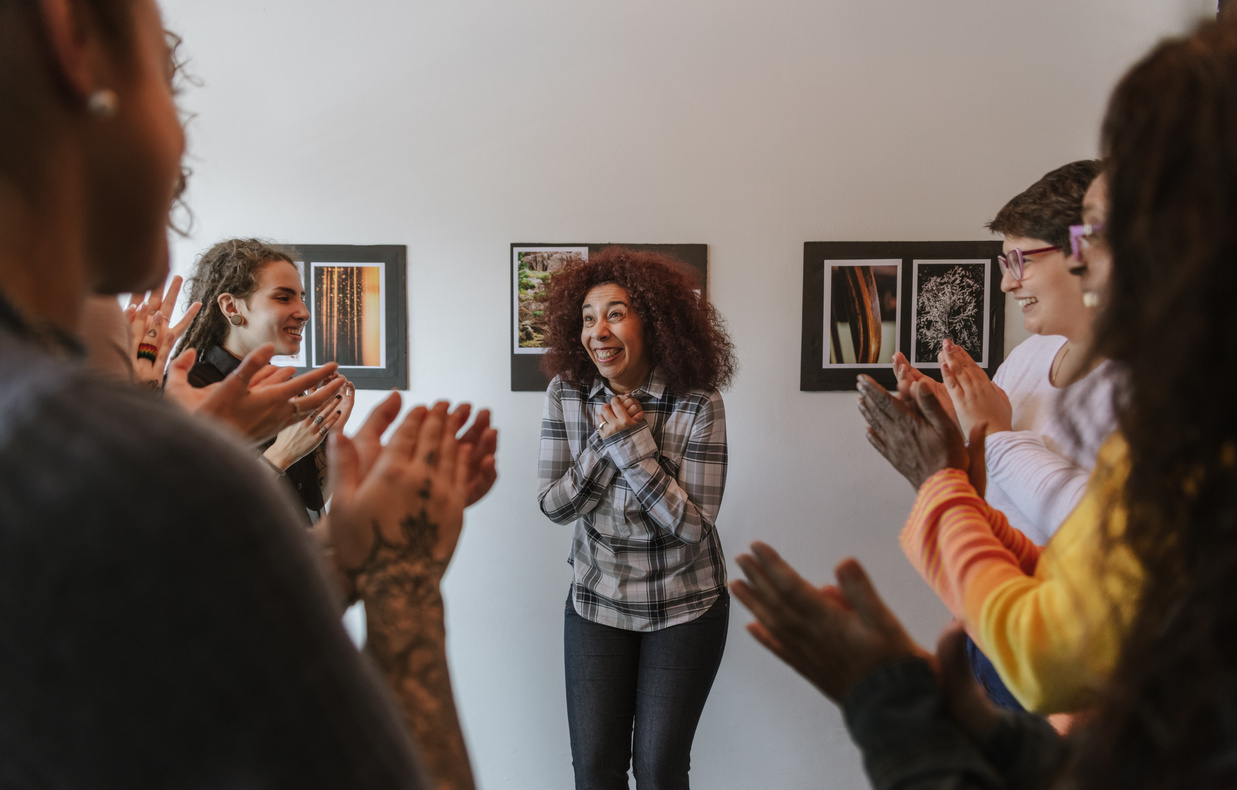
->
[[188, 345, 326, 523]]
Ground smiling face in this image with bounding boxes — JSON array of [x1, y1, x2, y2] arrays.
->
[[222, 260, 309, 356], [1073, 174, 1112, 308], [1000, 236, 1089, 339], [580, 283, 649, 394]]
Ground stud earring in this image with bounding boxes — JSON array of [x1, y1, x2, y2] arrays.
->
[[228, 314, 245, 327], [1082, 292, 1099, 309], [86, 89, 119, 119]]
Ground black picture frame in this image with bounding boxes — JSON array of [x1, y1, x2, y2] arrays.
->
[[511, 243, 708, 392], [276, 244, 409, 390], [800, 240, 1005, 392]]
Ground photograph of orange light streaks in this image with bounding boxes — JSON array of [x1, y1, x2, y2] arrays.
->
[[313, 264, 383, 367]]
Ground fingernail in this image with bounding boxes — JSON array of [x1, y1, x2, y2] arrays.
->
[[336, 410, 342, 415]]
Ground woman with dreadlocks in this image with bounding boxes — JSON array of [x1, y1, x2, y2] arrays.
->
[[178, 238, 355, 523]]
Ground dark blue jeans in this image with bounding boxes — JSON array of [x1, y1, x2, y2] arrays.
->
[[564, 589, 729, 790], [965, 634, 1027, 712]]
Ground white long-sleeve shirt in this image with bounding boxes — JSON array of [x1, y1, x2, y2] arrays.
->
[[983, 334, 1117, 546]]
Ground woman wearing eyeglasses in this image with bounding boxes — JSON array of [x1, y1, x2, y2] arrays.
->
[[892, 160, 1119, 712]]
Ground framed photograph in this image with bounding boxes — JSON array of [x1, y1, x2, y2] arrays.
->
[[511, 243, 708, 391], [910, 260, 992, 368], [801, 241, 1004, 391], [274, 244, 408, 390]]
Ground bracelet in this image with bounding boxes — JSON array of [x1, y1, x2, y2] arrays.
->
[[262, 456, 286, 477], [137, 343, 158, 362]]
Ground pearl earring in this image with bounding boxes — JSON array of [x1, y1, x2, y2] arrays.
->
[[1082, 292, 1099, 309], [228, 314, 245, 327], [86, 89, 119, 119]]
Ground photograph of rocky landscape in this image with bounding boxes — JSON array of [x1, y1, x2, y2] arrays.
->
[[514, 246, 588, 352]]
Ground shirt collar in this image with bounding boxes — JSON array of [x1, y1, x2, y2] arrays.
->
[[203, 344, 243, 376], [588, 368, 666, 399]]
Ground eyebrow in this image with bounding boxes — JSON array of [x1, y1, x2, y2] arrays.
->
[[272, 286, 304, 296], [582, 300, 628, 311]]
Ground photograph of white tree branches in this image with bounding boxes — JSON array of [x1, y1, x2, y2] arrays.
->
[[910, 259, 990, 366]]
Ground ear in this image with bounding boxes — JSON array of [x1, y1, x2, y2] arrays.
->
[[217, 293, 242, 321], [34, 0, 104, 102]]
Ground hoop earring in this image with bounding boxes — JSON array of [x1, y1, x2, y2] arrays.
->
[[228, 314, 245, 327], [87, 89, 119, 119]]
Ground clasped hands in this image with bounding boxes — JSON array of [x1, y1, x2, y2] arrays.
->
[[597, 394, 644, 439]]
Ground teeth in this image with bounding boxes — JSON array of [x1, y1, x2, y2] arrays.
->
[[1016, 297, 1038, 308], [594, 348, 620, 362]]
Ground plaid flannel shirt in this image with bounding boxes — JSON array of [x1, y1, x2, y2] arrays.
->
[[537, 371, 728, 632]]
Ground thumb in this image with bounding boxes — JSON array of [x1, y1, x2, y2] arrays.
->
[[168, 347, 197, 378], [328, 432, 361, 503], [915, 380, 960, 440], [231, 343, 276, 385], [967, 422, 988, 495], [835, 558, 898, 630], [936, 623, 974, 694]]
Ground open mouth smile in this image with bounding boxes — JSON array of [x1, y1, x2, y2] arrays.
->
[[593, 348, 622, 363], [1016, 296, 1038, 309]]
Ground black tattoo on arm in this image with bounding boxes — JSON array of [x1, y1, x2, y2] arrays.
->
[[351, 511, 475, 790]]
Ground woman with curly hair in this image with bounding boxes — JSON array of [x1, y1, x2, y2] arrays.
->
[[537, 246, 737, 789], [178, 238, 355, 523]]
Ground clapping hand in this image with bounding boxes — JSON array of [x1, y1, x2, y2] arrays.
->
[[734, 544, 1004, 742], [892, 351, 958, 427], [733, 544, 927, 703], [939, 340, 1013, 439], [327, 399, 474, 582], [164, 344, 344, 443], [857, 374, 987, 492], [124, 275, 201, 390], [264, 375, 351, 472]]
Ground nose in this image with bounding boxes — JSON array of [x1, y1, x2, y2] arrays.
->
[[589, 318, 611, 340], [999, 267, 1019, 293], [293, 300, 310, 321]]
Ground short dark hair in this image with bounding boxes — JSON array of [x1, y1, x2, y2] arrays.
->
[[987, 160, 1102, 249]]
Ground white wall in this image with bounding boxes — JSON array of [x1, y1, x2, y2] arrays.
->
[[158, 2, 1213, 787]]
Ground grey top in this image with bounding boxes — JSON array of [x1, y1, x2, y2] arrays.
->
[[0, 323, 427, 788]]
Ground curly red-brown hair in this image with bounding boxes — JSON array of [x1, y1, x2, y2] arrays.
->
[[540, 247, 736, 393]]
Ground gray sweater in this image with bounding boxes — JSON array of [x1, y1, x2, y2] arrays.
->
[[0, 325, 427, 788]]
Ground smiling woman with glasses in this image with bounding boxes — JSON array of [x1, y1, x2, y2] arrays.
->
[[889, 160, 1120, 714], [997, 244, 1062, 281]]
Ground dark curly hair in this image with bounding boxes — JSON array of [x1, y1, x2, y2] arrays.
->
[[987, 159, 1102, 250], [176, 239, 296, 358], [1065, 18, 1237, 790], [540, 247, 736, 393]]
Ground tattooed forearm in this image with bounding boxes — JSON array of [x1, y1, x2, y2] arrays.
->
[[353, 510, 475, 790]]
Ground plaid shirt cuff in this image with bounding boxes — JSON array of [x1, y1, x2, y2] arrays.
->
[[602, 422, 657, 468]]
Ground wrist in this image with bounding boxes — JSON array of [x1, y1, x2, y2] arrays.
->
[[263, 448, 292, 472]]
